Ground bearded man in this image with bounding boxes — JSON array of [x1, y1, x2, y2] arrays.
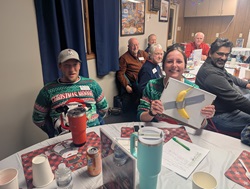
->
[[195, 38, 250, 145]]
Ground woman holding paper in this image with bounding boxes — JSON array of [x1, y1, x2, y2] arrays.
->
[[137, 44, 215, 128]]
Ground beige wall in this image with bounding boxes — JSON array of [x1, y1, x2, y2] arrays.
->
[[0, 0, 168, 160], [0, 0, 47, 160]]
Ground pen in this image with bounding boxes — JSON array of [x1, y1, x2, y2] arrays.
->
[[172, 137, 190, 151]]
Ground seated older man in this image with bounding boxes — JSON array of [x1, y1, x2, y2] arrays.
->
[[145, 34, 157, 53], [116, 38, 148, 113], [185, 32, 210, 61]]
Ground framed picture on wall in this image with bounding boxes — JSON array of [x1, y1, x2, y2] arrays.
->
[[236, 38, 244, 47], [148, 0, 161, 11], [159, 0, 169, 22], [120, 0, 145, 36]]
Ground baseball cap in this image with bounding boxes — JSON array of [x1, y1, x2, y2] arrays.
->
[[58, 49, 82, 64]]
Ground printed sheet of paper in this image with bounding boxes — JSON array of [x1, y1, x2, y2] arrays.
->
[[193, 49, 202, 62], [162, 137, 209, 178]]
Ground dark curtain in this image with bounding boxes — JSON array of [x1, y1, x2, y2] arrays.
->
[[34, 0, 88, 84], [93, 0, 119, 76]]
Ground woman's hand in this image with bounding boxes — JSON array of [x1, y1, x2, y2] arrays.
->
[[140, 100, 164, 122], [201, 105, 215, 119], [150, 100, 164, 116]]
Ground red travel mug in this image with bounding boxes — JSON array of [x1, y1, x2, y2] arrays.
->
[[67, 107, 87, 147]]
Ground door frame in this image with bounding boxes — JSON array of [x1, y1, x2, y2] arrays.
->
[[167, 3, 179, 47]]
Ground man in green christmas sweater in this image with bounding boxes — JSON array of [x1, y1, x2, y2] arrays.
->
[[32, 49, 108, 137]]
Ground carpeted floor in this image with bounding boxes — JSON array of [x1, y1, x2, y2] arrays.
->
[[103, 109, 138, 124]]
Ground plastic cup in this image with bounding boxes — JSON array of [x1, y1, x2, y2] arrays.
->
[[245, 69, 250, 80], [32, 154, 54, 187], [187, 60, 195, 70], [192, 171, 217, 189], [229, 57, 236, 68], [233, 66, 240, 77], [0, 168, 18, 189]]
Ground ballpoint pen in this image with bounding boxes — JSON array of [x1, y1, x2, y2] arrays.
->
[[172, 137, 190, 151]]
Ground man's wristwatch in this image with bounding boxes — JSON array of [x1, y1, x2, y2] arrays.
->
[[149, 110, 157, 117]]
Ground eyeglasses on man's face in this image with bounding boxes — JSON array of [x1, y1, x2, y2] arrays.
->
[[215, 52, 230, 57]]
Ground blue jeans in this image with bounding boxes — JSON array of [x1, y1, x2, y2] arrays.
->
[[212, 93, 250, 145], [212, 93, 250, 132], [212, 110, 250, 133]]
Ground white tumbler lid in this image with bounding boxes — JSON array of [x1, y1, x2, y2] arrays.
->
[[138, 127, 164, 146]]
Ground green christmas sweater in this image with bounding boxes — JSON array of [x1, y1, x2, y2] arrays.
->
[[32, 76, 108, 136]]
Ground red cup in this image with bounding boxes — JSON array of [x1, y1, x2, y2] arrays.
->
[[233, 67, 240, 77], [67, 107, 87, 147]]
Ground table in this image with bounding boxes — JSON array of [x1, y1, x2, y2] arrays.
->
[[232, 47, 250, 57], [189, 62, 249, 80], [1, 122, 250, 189]]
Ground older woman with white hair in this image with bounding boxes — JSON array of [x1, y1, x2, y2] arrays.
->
[[137, 43, 164, 96]]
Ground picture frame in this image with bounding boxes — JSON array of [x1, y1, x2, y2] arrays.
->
[[148, 0, 161, 12], [159, 0, 169, 22], [236, 38, 244, 48], [120, 0, 145, 36]]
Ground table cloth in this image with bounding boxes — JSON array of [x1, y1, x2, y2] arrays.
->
[[1, 122, 250, 189]]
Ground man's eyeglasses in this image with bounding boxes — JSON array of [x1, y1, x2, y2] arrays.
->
[[215, 52, 230, 57]]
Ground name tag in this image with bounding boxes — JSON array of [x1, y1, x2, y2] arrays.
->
[[138, 57, 144, 61], [152, 68, 157, 74], [80, 86, 90, 90]]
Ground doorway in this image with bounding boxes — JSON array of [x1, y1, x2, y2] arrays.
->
[[167, 3, 178, 47]]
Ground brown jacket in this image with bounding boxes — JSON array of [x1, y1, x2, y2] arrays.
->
[[117, 50, 148, 88]]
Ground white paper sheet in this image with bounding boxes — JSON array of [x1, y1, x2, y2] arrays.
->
[[162, 137, 209, 178], [193, 49, 202, 65]]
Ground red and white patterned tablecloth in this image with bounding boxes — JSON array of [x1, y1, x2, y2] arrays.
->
[[21, 131, 100, 189], [120, 126, 192, 143], [225, 150, 250, 189]]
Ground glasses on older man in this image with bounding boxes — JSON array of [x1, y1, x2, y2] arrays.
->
[[215, 52, 230, 57]]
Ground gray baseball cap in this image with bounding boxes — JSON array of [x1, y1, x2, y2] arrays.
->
[[58, 49, 82, 64]]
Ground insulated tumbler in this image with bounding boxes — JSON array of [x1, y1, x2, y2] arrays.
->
[[130, 127, 165, 189]]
